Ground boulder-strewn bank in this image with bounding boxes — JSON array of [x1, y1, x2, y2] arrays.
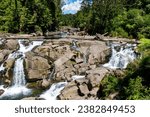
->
[[0, 34, 134, 99]]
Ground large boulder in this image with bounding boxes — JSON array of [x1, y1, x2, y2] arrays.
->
[[54, 51, 75, 68], [58, 81, 81, 100], [1, 58, 15, 86], [58, 78, 100, 100], [88, 45, 110, 65], [55, 66, 76, 81], [5, 39, 19, 50], [34, 43, 70, 60], [25, 56, 51, 81], [79, 41, 111, 65], [0, 50, 12, 63], [86, 67, 109, 88], [33, 45, 52, 58]]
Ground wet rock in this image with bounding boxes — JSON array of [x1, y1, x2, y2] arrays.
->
[[0, 89, 4, 96], [0, 38, 6, 49], [0, 53, 4, 63]]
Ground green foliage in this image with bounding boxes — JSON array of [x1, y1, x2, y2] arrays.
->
[[89, 0, 124, 34], [101, 75, 120, 98], [124, 76, 144, 100], [111, 27, 128, 38], [111, 9, 146, 38], [0, 0, 61, 34], [60, 14, 76, 27], [138, 38, 150, 51]]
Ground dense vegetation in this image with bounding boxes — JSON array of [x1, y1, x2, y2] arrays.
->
[[0, 0, 61, 35], [0, 0, 150, 39], [61, 0, 150, 39]]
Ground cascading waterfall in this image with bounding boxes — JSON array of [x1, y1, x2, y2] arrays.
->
[[40, 75, 86, 100], [0, 40, 43, 99], [40, 82, 67, 100], [13, 58, 26, 86], [103, 43, 137, 69]]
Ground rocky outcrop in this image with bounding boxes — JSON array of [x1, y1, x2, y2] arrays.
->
[[58, 79, 98, 100], [34, 42, 71, 60], [86, 67, 109, 88], [0, 58, 15, 86], [87, 44, 110, 65], [59, 67, 109, 100], [25, 55, 51, 81], [0, 50, 12, 63], [5, 39, 19, 50], [54, 51, 75, 68]]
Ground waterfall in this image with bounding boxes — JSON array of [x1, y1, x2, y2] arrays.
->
[[103, 43, 137, 69], [13, 58, 26, 86], [0, 40, 43, 99], [40, 82, 67, 100], [0, 64, 5, 72]]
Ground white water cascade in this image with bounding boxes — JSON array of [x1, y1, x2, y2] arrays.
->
[[13, 58, 26, 86], [0, 40, 43, 99], [103, 43, 137, 69], [0, 64, 5, 72], [40, 82, 67, 100]]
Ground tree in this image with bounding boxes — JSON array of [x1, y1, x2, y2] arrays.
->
[[0, 0, 61, 34], [89, 0, 125, 34]]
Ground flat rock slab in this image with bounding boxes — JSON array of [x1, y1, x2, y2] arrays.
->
[[54, 51, 75, 67]]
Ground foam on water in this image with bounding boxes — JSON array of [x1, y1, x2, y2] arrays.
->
[[40, 82, 67, 100], [103, 43, 137, 69], [18, 40, 43, 53], [0, 85, 31, 100], [0, 64, 5, 71]]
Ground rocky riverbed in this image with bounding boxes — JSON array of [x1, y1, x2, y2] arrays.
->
[[0, 35, 136, 100]]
